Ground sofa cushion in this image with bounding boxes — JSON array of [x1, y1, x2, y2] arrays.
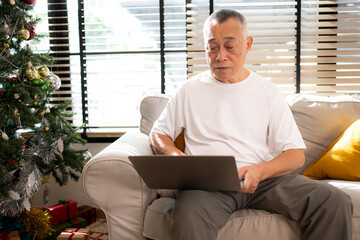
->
[[287, 94, 360, 174], [304, 120, 360, 180], [140, 94, 170, 135]]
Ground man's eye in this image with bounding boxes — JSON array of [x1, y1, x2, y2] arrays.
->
[[226, 46, 234, 50], [208, 46, 217, 52]]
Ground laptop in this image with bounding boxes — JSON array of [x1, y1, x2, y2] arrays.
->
[[128, 155, 242, 191]]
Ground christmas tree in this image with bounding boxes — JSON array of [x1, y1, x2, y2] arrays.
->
[[0, 0, 86, 232]]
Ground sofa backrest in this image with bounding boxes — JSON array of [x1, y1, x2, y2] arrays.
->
[[140, 94, 170, 136], [287, 94, 360, 173], [140, 94, 360, 174]]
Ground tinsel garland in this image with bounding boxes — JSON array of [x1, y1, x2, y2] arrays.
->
[[0, 160, 42, 216], [0, 208, 52, 240], [0, 133, 67, 216], [18, 208, 52, 239]]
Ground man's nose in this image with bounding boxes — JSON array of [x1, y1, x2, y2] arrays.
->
[[215, 47, 227, 61]]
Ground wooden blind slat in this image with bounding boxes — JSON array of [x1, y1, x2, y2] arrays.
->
[[301, 21, 360, 28], [301, 77, 360, 84], [302, 7, 360, 13], [301, 64, 360, 70], [301, 57, 360, 63], [301, 71, 360, 77], [301, 50, 360, 56], [301, 85, 360, 92]]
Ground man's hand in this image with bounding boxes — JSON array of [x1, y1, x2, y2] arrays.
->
[[237, 165, 263, 193], [237, 149, 305, 193]]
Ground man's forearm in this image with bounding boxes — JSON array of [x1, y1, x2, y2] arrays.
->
[[149, 132, 185, 155], [257, 149, 305, 181]]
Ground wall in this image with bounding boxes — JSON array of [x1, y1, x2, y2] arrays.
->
[[31, 142, 110, 208]]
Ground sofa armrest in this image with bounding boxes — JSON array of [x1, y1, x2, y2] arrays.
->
[[82, 131, 157, 240]]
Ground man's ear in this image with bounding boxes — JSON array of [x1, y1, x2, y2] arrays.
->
[[246, 36, 253, 53]]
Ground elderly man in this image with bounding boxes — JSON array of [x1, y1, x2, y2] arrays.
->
[[150, 9, 352, 240]]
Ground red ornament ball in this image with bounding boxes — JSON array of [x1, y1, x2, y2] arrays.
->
[[21, 0, 36, 4], [0, 88, 5, 99], [25, 21, 36, 41], [27, 26, 35, 41]]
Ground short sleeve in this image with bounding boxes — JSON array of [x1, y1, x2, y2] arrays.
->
[[267, 89, 306, 155], [150, 91, 185, 141]]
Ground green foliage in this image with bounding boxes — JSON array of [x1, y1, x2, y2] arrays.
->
[[0, 0, 87, 216]]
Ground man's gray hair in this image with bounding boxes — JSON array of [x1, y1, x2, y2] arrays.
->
[[203, 9, 248, 38]]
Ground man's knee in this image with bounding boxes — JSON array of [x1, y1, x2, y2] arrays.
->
[[313, 182, 353, 214], [174, 190, 212, 219]]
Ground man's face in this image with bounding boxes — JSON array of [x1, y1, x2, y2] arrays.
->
[[204, 18, 253, 84]]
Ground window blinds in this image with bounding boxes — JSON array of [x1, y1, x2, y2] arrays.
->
[[47, 1, 72, 102], [47, 0, 75, 121], [300, 0, 360, 93], [187, 0, 360, 94]]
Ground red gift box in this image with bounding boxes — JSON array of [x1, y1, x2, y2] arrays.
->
[[78, 205, 96, 226], [43, 199, 78, 225], [0, 231, 20, 240]]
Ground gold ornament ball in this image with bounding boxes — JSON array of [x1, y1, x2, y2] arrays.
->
[[18, 28, 30, 40], [14, 108, 20, 118], [30, 208, 41, 215], [26, 68, 39, 81], [38, 66, 50, 78]]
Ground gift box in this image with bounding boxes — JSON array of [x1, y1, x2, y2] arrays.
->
[[89, 233, 108, 240], [0, 231, 21, 240], [87, 219, 105, 230], [87, 220, 107, 235], [53, 221, 73, 233], [43, 199, 78, 225], [78, 205, 96, 226], [57, 228, 89, 240], [54, 217, 86, 232], [68, 217, 86, 228]]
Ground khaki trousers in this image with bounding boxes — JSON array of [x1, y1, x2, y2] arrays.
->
[[172, 174, 353, 240]]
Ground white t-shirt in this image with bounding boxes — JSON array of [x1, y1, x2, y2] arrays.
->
[[151, 70, 306, 169]]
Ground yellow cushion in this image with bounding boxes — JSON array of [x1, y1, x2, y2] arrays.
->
[[303, 119, 360, 180], [174, 130, 185, 153]]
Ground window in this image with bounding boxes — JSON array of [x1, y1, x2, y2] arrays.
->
[[33, 0, 360, 137]]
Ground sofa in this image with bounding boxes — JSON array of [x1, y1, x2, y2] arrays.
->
[[82, 93, 360, 240]]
